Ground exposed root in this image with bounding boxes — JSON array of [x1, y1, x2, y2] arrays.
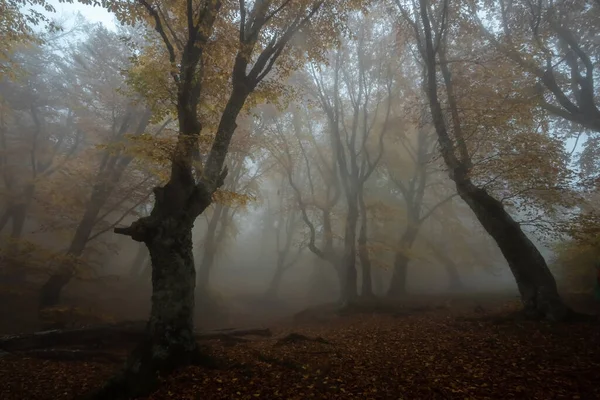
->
[[82, 339, 217, 400]]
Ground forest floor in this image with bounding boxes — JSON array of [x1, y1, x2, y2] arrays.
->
[[1, 294, 599, 400]]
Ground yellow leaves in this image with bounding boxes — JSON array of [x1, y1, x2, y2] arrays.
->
[[212, 189, 255, 208]]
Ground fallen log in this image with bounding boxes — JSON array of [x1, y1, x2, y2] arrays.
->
[[0, 322, 272, 353], [19, 349, 126, 363]]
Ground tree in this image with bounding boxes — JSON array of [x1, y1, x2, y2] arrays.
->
[[307, 10, 395, 300], [263, 176, 304, 298], [471, 0, 599, 134], [0, 0, 59, 78], [395, 0, 570, 320], [35, 26, 162, 308], [83, 1, 355, 398], [195, 143, 262, 293], [266, 103, 343, 298], [0, 37, 83, 266]]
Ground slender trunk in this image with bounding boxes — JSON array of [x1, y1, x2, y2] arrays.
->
[[128, 243, 149, 278], [457, 182, 567, 319], [388, 252, 409, 298], [196, 245, 216, 293], [341, 200, 359, 303], [372, 266, 384, 296], [198, 204, 229, 294], [265, 259, 285, 299], [429, 244, 463, 291], [387, 227, 419, 298], [39, 185, 110, 309], [0, 207, 10, 231], [358, 192, 373, 298], [196, 205, 224, 293], [10, 203, 27, 240], [39, 109, 151, 309], [1, 183, 35, 257]]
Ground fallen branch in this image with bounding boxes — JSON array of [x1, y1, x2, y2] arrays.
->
[[20, 349, 126, 363], [0, 322, 272, 353]]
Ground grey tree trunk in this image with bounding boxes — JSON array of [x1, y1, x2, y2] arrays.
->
[[387, 226, 419, 298], [341, 200, 359, 303], [196, 204, 224, 293], [39, 111, 151, 309], [428, 243, 463, 291], [358, 191, 373, 297], [39, 183, 111, 309], [128, 243, 149, 278], [265, 261, 285, 299]]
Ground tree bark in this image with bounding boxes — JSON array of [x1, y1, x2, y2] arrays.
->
[[457, 182, 566, 318], [196, 204, 224, 293], [265, 261, 285, 299], [387, 226, 419, 298], [388, 252, 409, 298], [0, 183, 35, 242], [39, 184, 111, 309], [428, 242, 463, 291], [341, 200, 359, 304], [128, 243, 149, 278], [358, 191, 373, 298]]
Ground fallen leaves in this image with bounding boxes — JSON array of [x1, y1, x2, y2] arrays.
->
[[1, 302, 599, 399]]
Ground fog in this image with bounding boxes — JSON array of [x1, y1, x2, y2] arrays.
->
[[0, 2, 594, 340]]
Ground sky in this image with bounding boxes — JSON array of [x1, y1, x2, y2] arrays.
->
[[35, 0, 584, 163], [42, 0, 117, 31]]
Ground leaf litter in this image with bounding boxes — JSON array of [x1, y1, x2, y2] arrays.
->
[[1, 302, 599, 400]]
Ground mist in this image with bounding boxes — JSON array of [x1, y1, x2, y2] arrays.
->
[[1, 1, 599, 399]]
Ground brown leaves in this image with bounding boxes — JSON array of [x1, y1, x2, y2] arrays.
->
[[1, 298, 599, 399]]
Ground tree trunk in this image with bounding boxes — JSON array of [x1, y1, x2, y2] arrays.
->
[[196, 204, 224, 293], [128, 243, 149, 278], [428, 244, 463, 291], [357, 190, 373, 298], [415, 3, 568, 320], [372, 266, 384, 296], [387, 252, 409, 298], [341, 202, 359, 304], [92, 221, 202, 399], [196, 245, 216, 293], [445, 260, 463, 291], [39, 186, 110, 309], [0, 183, 35, 250], [387, 227, 419, 298], [265, 260, 285, 299], [457, 182, 567, 319]]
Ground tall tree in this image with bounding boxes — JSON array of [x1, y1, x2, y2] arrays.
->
[[308, 11, 395, 300], [84, 1, 354, 398], [472, 0, 599, 134], [266, 103, 343, 297], [395, 0, 570, 320]]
